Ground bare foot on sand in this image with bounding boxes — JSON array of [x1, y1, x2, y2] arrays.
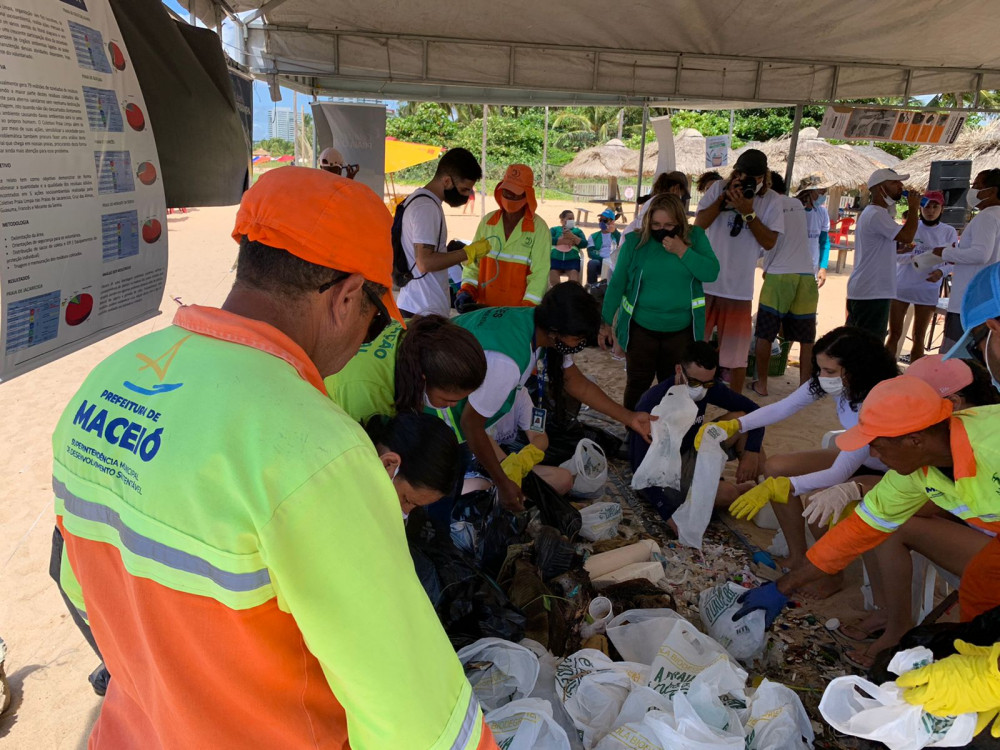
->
[[839, 611, 888, 641], [800, 572, 845, 600]]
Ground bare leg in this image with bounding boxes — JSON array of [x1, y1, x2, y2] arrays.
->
[[886, 299, 908, 357], [752, 337, 772, 395], [533, 465, 574, 495], [909, 304, 934, 361], [549, 269, 561, 288], [798, 342, 814, 385], [716, 480, 756, 507], [566, 269, 581, 284], [729, 366, 747, 395], [762, 449, 839, 566]]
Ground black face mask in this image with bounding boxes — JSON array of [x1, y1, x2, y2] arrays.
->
[[443, 185, 470, 207], [552, 338, 587, 355], [921, 216, 941, 226], [650, 226, 679, 242]]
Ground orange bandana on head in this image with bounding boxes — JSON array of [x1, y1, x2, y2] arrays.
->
[[488, 163, 537, 232]]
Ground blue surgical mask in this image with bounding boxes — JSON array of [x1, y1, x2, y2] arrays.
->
[[815, 195, 827, 206]]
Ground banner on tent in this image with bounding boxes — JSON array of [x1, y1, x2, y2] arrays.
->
[[312, 102, 386, 198], [819, 106, 967, 146], [228, 67, 253, 153], [0, 0, 167, 383], [651, 115, 675, 176], [705, 135, 730, 169]]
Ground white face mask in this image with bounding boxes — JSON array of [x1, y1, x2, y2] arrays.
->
[[883, 193, 897, 209], [754, 179, 764, 195], [819, 375, 844, 395], [686, 385, 708, 401], [967, 188, 984, 210]]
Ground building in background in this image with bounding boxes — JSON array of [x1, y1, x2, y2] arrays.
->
[[267, 108, 296, 141]]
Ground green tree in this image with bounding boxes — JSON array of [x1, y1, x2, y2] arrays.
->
[[386, 102, 459, 146], [253, 138, 293, 156], [551, 106, 626, 149]]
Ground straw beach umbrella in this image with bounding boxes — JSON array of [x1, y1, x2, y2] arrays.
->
[[734, 127, 883, 189], [559, 138, 637, 200], [840, 143, 901, 169], [895, 122, 1000, 189], [622, 128, 734, 177]]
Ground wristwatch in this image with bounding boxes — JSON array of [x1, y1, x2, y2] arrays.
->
[[743, 211, 757, 224]]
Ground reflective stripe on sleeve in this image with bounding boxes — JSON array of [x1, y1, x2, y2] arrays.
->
[[857, 499, 901, 531], [451, 692, 482, 750]]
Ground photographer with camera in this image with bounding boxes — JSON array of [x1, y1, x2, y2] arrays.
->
[[695, 149, 785, 394]]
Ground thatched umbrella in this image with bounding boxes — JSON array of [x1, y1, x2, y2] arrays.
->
[[840, 143, 900, 169], [895, 122, 1000, 189], [252, 147, 271, 157], [559, 138, 637, 199], [733, 127, 883, 189], [622, 128, 734, 177]]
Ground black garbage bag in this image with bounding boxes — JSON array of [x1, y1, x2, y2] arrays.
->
[[532, 525, 579, 581], [453, 489, 528, 578], [522, 472, 581, 540]]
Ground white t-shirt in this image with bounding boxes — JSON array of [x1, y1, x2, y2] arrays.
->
[[847, 204, 901, 301], [589, 230, 619, 261], [623, 201, 649, 235], [942, 205, 1000, 313], [697, 180, 785, 301], [468, 349, 573, 419], [763, 196, 814, 275], [805, 205, 830, 271], [396, 188, 450, 317], [487, 387, 535, 444], [895, 221, 957, 307]]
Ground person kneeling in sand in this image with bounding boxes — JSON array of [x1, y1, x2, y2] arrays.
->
[[629, 340, 765, 524]]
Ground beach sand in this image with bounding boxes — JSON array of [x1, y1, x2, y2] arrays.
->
[[0, 189, 906, 746]]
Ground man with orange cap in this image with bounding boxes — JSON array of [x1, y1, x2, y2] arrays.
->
[[50, 167, 496, 749], [730, 375, 1000, 635], [459, 164, 550, 308]]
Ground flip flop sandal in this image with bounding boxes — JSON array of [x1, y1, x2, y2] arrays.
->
[[747, 381, 768, 397], [843, 647, 877, 671], [837, 622, 885, 642]]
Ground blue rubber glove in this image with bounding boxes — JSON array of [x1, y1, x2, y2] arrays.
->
[[732, 582, 788, 629], [454, 291, 476, 313]]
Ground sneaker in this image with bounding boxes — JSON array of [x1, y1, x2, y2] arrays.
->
[[89, 664, 110, 696]]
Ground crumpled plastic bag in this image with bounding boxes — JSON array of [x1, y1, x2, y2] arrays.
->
[[744, 679, 814, 749], [606, 608, 686, 665], [484, 697, 571, 750], [631, 385, 697, 491], [647, 616, 748, 701], [672, 423, 728, 549], [457, 637, 540, 711], [579, 502, 622, 542], [698, 582, 767, 662], [819, 646, 977, 750]]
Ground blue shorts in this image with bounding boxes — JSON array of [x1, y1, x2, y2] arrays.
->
[[550, 257, 582, 272]]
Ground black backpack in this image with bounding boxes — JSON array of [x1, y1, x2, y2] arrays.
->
[[390, 192, 444, 288]]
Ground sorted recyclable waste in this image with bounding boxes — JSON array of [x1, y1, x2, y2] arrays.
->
[[484, 697, 571, 750], [699, 582, 767, 663], [457, 637, 540, 711], [559, 438, 609, 497], [672, 422, 729, 549], [579, 502, 622, 542], [631, 385, 697, 491]]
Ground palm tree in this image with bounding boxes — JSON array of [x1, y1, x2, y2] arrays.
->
[[552, 107, 625, 149]]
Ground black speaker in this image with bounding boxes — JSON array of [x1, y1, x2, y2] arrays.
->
[[929, 159, 972, 230]]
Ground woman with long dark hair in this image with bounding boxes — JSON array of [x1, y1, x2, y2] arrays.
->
[[699, 326, 900, 596], [456, 282, 655, 512], [326, 314, 486, 439]]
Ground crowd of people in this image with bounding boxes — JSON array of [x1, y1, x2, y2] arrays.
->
[[48, 140, 1000, 746]]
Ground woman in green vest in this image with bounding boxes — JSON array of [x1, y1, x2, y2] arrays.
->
[[325, 315, 487, 439], [457, 282, 655, 513], [549, 210, 588, 286], [600, 193, 720, 410]]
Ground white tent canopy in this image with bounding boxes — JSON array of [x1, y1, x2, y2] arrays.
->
[[187, 0, 1000, 108]]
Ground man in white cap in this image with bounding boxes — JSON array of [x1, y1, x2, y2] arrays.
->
[[846, 168, 920, 340], [318, 147, 359, 179]]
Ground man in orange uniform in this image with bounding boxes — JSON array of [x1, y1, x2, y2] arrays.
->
[[52, 167, 496, 749]]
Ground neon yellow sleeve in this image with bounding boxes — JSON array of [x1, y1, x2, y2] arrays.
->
[[258, 445, 483, 750], [462, 217, 489, 286], [854, 469, 930, 533], [524, 216, 551, 305]]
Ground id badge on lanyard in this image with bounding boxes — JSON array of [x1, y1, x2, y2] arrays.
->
[[533, 348, 548, 432]]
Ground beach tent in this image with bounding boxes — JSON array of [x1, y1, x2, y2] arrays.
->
[[384, 139, 445, 174], [275, 154, 295, 162], [559, 139, 636, 201]]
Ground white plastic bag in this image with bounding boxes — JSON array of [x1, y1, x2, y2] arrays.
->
[[819, 647, 976, 750], [744, 679, 814, 749], [647, 617, 747, 700], [672, 423, 728, 549], [579, 502, 622, 541], [559, 438, 608, 496], [645, 692, 745, 749], [698, 582, 767, 662], [606, 608, 686, 665], [457, 637, 540, 711], [522, 640, 583, 750], [593, 719, 665, 750], [485, 698, 571, 750], [631, 385, 698, 491]]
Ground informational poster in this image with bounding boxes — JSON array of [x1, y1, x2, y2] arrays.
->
[[312, 102, 386, 198], [650, 115, 675, 176], [819, 106, 967, 146], [705, 135, 730, 168], [0, 0, 166, 382]]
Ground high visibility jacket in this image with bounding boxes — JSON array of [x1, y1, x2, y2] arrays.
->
[[53, 305, 494, 750], [808, 406, 1000, 575], [461, 210, 550, 307], [325, 321, 465, 441]]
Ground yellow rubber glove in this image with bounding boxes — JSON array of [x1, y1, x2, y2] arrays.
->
[[463, 238, 493, 264], [694, 419, 741, 450], [728, 476, 792, 521], [897, 640, 1000, 725], [500, 444, 545, 487]]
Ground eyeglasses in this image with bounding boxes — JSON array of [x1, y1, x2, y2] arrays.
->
[[682, 368, 715, 389], [318, 273, 391, 344], [321, 164, 359, 176]]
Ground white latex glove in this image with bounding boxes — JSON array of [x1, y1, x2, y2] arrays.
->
[[802, 481, 862, 527], [912, 252, 940, 272]]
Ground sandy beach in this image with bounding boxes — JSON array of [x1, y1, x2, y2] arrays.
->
[[0, 188, 907, 747]]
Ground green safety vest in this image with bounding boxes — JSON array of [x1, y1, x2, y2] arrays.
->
[[588, 230, 622, 261]]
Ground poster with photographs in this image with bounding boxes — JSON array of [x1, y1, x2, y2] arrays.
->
[[819, 106, 967, 146]]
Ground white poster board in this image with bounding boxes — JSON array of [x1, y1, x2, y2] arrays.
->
[[0, 0, 167, 382], [819, 106, 967, 146], [312, 102, 387, 198], [650, 115, 675, 176], [705, 135, 730, 168]]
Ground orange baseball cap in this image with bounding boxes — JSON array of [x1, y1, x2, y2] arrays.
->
[[232, 166, 403, 323], [836, 375, 954, 452]]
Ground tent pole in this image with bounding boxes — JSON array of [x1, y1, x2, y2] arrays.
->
[[784, 104, 803, 190], [480, 104, 488, 219], [541, 106, 549, 203], [292, 90, 298, 164], [634, 103, 649, 220], [729, 109, 734, 140], [311, 95, 318, 167]]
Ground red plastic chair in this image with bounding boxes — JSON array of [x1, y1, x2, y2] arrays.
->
[[830, 217, 854, 245]]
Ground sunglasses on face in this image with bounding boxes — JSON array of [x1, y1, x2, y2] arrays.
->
[[682, 369, 715, 389], [318, 273, 391, 344]]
